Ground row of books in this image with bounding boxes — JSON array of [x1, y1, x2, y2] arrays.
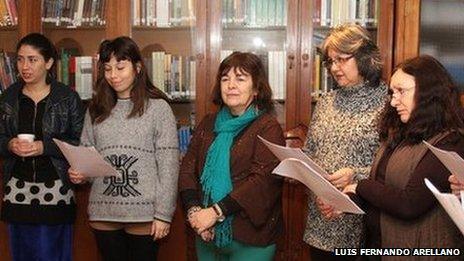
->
[[0, 0, 17, 27], [132, 0, 196, 27], [313, 0, 378, 27], [56, 50, 96, 100], [222, 0, 287, 27], [220, 50, 286, 100], [311, 52, 334, 98], [42, 0, 106, 27], [0, 50, 17, 92], [146, 52, 197, 100], [56, 50, 197, 101], [178, 125, 192, 157]]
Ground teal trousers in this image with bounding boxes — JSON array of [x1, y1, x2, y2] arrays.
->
[[196, 237, 276, 261]]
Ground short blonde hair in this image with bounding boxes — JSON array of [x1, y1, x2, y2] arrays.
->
[[321, 23, 383, 87]]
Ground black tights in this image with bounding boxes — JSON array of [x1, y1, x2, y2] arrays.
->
[[93, 229, 159, 261]]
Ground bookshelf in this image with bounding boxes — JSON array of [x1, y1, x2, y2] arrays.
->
[[0, 0, 397, 260]]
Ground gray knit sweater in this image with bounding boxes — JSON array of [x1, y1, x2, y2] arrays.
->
[[81, 98, 179, 223], [303, 82, 387, 251]]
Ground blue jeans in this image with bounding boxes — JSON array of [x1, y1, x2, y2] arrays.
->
[[8, 223, 73, 261]]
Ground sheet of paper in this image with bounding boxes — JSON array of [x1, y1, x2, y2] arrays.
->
[[423, 141, 464, 183], [53, 139, 118, 177], [258, 135, 328, 178], [273, 158, 364, 214], [259, 136, 364, 214], [424, 178, 464, 235]]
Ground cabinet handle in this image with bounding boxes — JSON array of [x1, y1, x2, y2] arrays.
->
[[302, 53, 309, 67], [288, 54, 295, 69], [196, 53, 205, 64]]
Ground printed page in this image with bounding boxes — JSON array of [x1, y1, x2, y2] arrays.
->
[[260, 136, 364, 214], [424, 178, 464, 235], [53, 139, 118, 177], [423, 141, 464, 183]]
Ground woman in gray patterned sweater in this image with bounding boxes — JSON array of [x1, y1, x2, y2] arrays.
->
[[68, 37, 179, 261], [303, 24, 387, 259]]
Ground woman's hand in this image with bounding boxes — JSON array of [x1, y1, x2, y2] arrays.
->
[[200, 228, 215, 242], [316, 196, 342, 220], [68, 168, 87, 184], [326, 167, 355, 189], [188, 207, 218, 234], [343, 183, 358, 194], [151, 220, 171, 240], [449, 175, 464, 197], [8, 138, 43, 157]]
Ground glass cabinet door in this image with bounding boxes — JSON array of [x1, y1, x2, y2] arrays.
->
[[217, 0, 288, 127], [419, 0, 464, 91], [131, 0, 198, 157]]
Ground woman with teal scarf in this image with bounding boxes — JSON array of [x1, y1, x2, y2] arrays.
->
[[179, 52, 285, 260]]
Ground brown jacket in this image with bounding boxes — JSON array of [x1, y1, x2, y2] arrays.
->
[[178, 112, 285, 246]]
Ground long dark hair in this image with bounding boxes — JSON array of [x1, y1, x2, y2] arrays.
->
[[89, 36, 169, 124], [16, 33, 58, 84], [379, 55, 464, 147], [211, 52, 274, 113]]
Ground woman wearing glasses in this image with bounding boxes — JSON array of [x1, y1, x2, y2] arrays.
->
[[302, 24, 387, 259], [340, 56, 464, 251]]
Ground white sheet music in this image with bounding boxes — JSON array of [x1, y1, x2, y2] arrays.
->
[[424, 178, 464, 235], [259, 136, 364, 214], [258, 136, 328, 178], [423, 141, 464, 183], [54, 139, 118, 177]]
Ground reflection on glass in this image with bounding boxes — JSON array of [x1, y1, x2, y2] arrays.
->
[[419, 0, 464, 91]]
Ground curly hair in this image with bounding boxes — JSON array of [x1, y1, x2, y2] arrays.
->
[[379, 55, 464, 147], [211, 51, 274, 113], [89, 36, 169, 124], [321, 23, 382, 88]]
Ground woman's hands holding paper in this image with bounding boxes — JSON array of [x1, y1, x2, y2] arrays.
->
[[68, 168, 88, 184]]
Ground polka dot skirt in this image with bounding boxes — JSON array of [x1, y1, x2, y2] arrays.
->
[[3, 177, 74, 206]]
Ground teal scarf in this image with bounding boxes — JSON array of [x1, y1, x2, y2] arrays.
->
[[200, 106, 260, 247]]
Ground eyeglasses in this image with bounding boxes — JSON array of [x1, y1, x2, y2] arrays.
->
[[323, 55, 354, 68]]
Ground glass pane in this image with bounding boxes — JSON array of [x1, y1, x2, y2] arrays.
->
[[221, 0, 287, 126], [419, 0, 464, 91], [42, 0, 107, 100], [311, 0, 378, 99], [131, 0, 197, 157]]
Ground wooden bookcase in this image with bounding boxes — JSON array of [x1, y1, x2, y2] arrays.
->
[[0, 0, 399, 260]]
